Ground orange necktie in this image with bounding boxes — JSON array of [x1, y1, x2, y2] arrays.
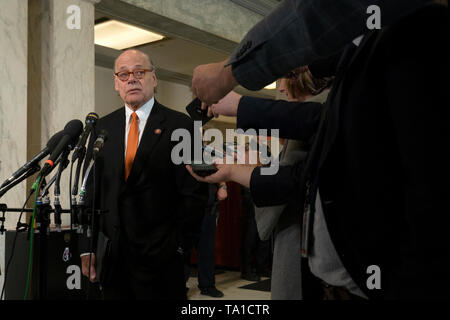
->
[[125, 112, 139, 180]]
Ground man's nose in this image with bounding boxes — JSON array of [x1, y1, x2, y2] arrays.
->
[[128, 73, 138, 82]]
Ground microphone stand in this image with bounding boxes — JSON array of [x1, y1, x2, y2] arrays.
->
[[79, 159, 95, 238], [0, 203, 72, 300], [79, 155, 109, 300], [71, 146, 85, 233], [0, 151, 74, 300], [30, 150, 66, 300], [54, 148, 70, 232], [34, 192, 52, 300]]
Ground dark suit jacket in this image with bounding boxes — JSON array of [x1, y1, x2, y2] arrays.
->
[[228, 0, 431, 91], [235, 4, 449, 299], [81, 100, 208, 285]]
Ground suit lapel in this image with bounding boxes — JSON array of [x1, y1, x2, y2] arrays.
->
[[318, 31, 378, 169], [109, 107, 126, 186], [125, 101, 166, 186]]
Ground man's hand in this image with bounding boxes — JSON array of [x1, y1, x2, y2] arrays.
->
[[217, 183, 228, 201], [192, 59, 238, 105], [205, 91, 242, 118], [81, 253, 97, 283], [186, 162, 255, 189]]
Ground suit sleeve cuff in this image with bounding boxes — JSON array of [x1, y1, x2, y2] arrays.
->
[[236, 96, 261, 131]]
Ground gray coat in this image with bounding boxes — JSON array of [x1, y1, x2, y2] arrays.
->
[[255, 91, 328, 300]]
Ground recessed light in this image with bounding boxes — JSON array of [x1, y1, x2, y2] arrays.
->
[[264, 82, 277, 90], [95, 20, 164, 50]]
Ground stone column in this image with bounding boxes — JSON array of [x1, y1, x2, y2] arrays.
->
[[28, 0, 99, 226], [0, 0, 28, 298]]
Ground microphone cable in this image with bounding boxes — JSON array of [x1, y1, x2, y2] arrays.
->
[[86, 128, 101, 300], [86, 159, 96, 300], [23, 175, 45, 300], [69, 160, 75, 233]]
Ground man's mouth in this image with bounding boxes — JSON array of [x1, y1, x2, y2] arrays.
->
[[128, 88, 141, 94]]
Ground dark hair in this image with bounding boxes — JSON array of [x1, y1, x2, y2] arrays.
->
[[284, 66, 333, 99]]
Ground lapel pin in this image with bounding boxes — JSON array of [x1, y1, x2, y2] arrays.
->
[[154, 128, 162, 135]]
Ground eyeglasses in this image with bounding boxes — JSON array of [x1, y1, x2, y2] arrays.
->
[[114, 67, 155, 81]]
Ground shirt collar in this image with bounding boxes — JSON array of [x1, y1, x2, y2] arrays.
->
[[125, 96, 155, 123]]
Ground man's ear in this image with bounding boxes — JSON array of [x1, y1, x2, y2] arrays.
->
[[114, 76, 119, 92]]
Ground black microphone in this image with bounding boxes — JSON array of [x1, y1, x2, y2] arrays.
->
[[40, 119, 83, 177], [0, 130, 65, 190], [72, 112, 99, 162], [93, 129, 108, 159], [54, 147, 71, 196], [79, 130, 108, 203]]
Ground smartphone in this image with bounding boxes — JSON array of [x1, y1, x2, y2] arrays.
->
[[191, 163, 218, 177], [186, 98, 214, 126]]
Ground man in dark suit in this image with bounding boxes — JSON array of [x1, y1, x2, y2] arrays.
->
[[188, 2, 448, 299], [80, 49, 207, 299]]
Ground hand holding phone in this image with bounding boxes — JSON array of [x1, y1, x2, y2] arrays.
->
[[190, 163, 218, 177], [186, 98, 214, 126]]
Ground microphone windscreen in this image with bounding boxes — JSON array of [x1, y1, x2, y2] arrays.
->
[[64, 119, 84, 138], [64, 119, 84, 148], [46, 130, 65, 151], [85, 112, 99, 125]]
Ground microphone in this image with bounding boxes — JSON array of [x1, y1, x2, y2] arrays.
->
[[40, 119, 83, 177], [79, 130, 108, 203], [93, 129, 108, 159], [72, 112, 99, 162], [54, 147, 71, 196], [0, 130, 65, 190]]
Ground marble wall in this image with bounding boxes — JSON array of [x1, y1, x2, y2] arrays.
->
[[0, 0, 28, 298], [43, 0, 97, 145], [0, 0, 28, 224]]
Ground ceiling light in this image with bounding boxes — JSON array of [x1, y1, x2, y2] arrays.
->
[[264, 82, 277, 90], [95, 20, 164, 50]]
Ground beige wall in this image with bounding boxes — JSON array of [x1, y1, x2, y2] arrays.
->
[[95, 66, 123, 117], [155, 79, 193, 115]]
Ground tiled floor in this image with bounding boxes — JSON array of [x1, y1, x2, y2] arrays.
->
[[186, 270, 271, 300]]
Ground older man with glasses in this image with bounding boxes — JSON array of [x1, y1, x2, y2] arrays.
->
[[79, 49, 208, 300]]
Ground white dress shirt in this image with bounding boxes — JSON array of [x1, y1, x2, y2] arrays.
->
[[124, 97, 154, 156]]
